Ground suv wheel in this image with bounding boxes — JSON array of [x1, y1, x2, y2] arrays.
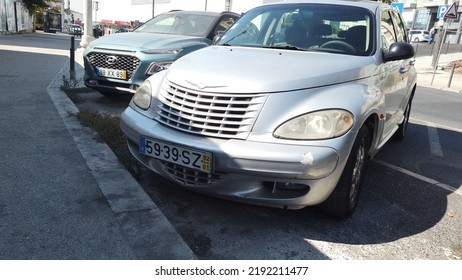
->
[[98, 90, 118, 97]]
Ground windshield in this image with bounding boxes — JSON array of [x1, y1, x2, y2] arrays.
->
[[134, 12, 217, 37], [218, 4, 374, 56]]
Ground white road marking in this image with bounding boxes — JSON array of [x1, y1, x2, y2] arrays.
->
[[374, 159, 462, 197], [410, 117, 462, 133], [427, 125, 444, 157]]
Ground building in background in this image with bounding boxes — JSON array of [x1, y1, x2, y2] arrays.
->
[[1, 0, 31, 34], [399, 0, 461, 43]]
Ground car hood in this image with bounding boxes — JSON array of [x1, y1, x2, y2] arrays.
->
[[89, 32, 210, 51], [166, 46, 378, 93]]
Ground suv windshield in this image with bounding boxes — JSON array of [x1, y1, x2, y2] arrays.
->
[[134, 12, 217, 37], [219, 3, 373, 56]]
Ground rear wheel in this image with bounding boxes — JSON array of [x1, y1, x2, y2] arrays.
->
[[318, 125, 371, 219], [393, 93, 414, 140]]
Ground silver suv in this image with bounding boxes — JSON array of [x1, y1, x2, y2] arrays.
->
[[121, 0, 417, 218]]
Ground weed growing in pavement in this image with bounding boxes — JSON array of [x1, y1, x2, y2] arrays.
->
[[76, 110, 144, 176], [61, 74, 83, 103]]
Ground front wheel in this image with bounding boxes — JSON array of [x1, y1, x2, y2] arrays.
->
[[318, 125, 371, 219]]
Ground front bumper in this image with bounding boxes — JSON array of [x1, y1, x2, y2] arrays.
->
[[121, 106, 352, 209]]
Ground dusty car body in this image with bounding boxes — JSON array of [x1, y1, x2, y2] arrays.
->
[[121, 0, 417, 218], [83, 10, 239, 96]]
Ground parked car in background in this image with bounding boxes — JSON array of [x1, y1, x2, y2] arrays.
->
[[83, 10, 239, 96], [68, 24, 83, 36], [121, 0, 417, 218], [116, 27, 132, 33], [408, 29, 430, 42]]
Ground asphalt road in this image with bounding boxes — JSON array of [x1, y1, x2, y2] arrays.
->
[[3, 32, 462, 260]]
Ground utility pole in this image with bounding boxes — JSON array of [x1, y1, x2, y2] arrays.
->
[[80, 0, 94, 48]]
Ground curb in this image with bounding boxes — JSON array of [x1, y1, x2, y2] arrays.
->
[[47, 59, 197, 260]]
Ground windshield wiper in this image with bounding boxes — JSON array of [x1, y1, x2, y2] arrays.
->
[[263, 45, 308, 51]]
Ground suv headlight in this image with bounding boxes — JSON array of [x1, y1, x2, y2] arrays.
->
[[274, 109, 354, 140], [133, 80, 152, 110], [146, 61, 173, 75]]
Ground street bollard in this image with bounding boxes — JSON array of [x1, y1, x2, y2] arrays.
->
[[70, 36, 76, 81], [447, 63, 456, 88]]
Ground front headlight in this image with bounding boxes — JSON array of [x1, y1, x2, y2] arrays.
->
[[145, 61, 173, 75], [141, 48, 183, 55], [274, 109, 354, 140], [133, 80, 152, 110]]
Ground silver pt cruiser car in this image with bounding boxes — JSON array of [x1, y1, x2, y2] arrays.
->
[[121, 0, 417, 218]]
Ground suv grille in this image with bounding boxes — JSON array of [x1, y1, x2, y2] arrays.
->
[[154, 80, 268, 139], [87, 52, 141, 80]]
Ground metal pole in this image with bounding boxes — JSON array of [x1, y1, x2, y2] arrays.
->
[[13, 1, 18, 33], [70, 36, 76, 81], [205, 0, 208, 11], [431, 22, 448, 85], [152, 0, 155, 18], [447, 63, 456, 88]]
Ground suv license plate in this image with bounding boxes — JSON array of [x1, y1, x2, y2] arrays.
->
[[96, 67, 127, 80], [139, 136, 213, 174]]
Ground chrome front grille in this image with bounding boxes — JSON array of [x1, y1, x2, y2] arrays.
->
[[87, 52, 141, 79], [154, 80, 268, 139], [160, 161, 220, 187]]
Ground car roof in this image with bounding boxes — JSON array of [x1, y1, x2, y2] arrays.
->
[[163, 10, 239, 17], [260, 0, 386, 12]]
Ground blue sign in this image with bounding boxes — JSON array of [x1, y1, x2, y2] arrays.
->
[[391, 3, 404, 14], [437, 5, 450, 19]]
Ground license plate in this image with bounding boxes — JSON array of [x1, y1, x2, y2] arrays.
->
[[139, 136, 213, 174], [96, 67, 127, 80]]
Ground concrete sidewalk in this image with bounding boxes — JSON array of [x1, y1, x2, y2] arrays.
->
[[44, 49, 196, 259], [414, 52, 462, 93]]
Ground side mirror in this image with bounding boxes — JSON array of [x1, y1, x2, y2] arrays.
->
[[213, 30, 226, 44], [383, 42, 415, 62]]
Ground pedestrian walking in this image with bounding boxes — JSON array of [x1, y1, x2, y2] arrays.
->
[[428, 27, 436, 44]]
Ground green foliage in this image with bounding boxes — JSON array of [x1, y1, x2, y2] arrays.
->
[[76, 111, 142, 175], [22, 0, 49, 15]]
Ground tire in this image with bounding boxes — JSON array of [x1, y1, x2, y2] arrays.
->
[[414, 37, 419, 42], [318, 125, 371, 219], [98, 90, 118, 97], [392, 93, 414, 140]]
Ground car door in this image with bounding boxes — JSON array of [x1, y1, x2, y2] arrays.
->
[[379, 9, 411, 140]]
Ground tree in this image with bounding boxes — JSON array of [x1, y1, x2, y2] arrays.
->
[[22, 0, 49, 15], [373, 0, 395, 4], [22, 0, 49, 31]]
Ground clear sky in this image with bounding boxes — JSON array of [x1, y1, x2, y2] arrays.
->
[[69, 0, 268, 22]]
